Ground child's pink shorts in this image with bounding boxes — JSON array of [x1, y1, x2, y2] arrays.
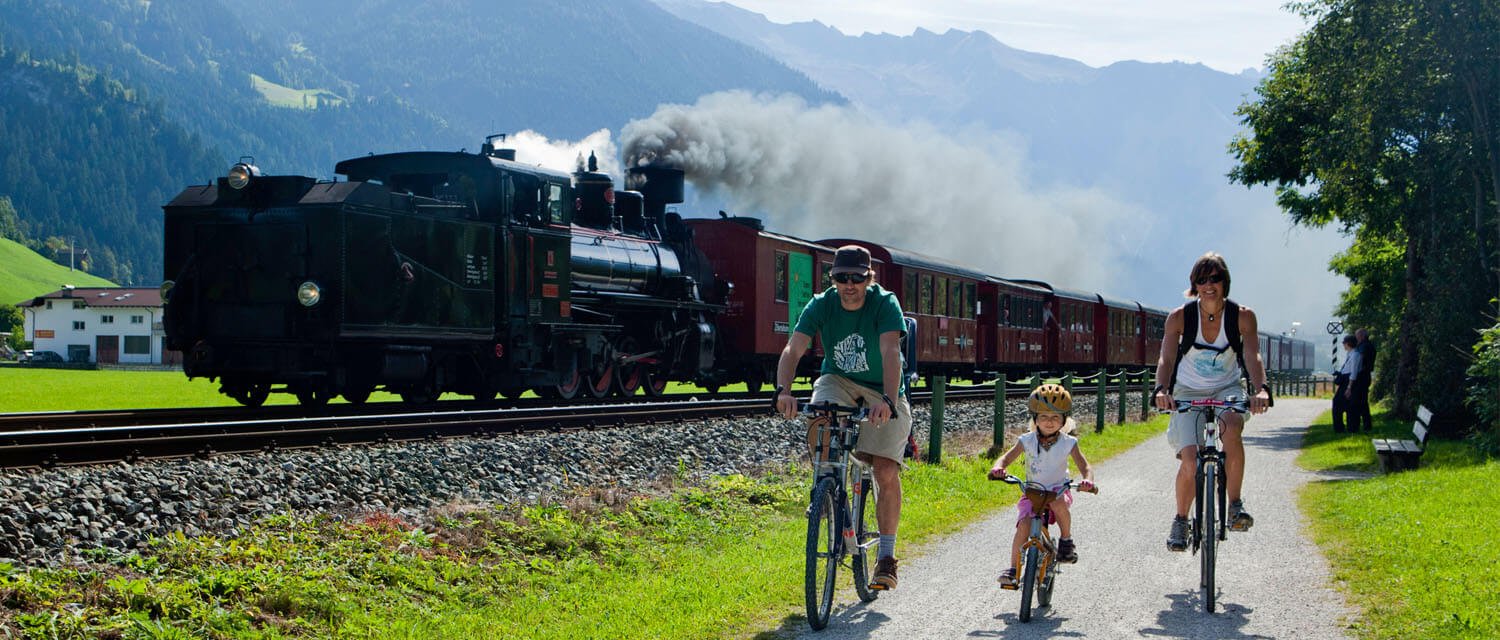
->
[[1015, 490, 1073, 525]]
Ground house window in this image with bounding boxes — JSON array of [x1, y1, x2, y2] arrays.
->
[[101, 315, 114, 324], [131, 315, 144, 324], [124, 336, 151, 355], [46, 301, 53, 309], [73, 321, 86, 331], [72, 300, 84, 309], [774, 251, 789, 302]]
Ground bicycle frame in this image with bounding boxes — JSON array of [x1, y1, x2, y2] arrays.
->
[[1172, 397, 1248, 613], [795, 400, 879, 630]]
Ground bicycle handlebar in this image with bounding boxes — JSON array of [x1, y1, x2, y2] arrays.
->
[[989, 474, 1099, 494], [774, 397, 871, 422], [1157, 397, 1252, 415]]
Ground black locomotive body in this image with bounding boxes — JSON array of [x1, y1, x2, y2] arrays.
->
[[162, 141, 721, 406]]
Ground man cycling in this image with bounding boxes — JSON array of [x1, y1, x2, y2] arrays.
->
[[775, 244, 912, 591]]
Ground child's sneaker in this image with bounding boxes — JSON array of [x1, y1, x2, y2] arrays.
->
[[997, 567, 1019, 590], [1057, 538, 1078, 564]]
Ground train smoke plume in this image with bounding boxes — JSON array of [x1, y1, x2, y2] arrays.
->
[[620, 91, 1150, 289], [507, 129, 621, 176]]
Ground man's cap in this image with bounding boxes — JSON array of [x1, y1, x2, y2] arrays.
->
[[831, 245, 872, 275]]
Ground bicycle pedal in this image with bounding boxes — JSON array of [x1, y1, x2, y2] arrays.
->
[[998, 583, 1018, 591]]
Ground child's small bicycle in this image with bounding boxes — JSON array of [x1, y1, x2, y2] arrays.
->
[[991, 474, 1097, 622]]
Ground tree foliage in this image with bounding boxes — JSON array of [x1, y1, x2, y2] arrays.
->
[[1231, 0, 1500, 429]]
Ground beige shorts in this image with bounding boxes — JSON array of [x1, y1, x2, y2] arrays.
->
[[1166, 381, 1248, 453], [810, 374, 913, 468]]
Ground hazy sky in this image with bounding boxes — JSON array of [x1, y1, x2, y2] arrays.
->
[[723, 0, 1310, 73]]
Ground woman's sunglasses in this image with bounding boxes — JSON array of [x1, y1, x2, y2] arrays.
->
[[1194, 273, 1225, 286], [833, 272, 869, 284]]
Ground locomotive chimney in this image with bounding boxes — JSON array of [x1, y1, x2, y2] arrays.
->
[[627, 164, 685, 223], [482, 133, 516, 161]]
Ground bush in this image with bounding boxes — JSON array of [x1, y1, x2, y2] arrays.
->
[[1465, 317, 1500, 455]]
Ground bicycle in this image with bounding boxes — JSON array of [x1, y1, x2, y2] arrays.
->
[[991, 474, 1096, 622], [787, 399, 880, 630], [1165, 397, 1250, 613]]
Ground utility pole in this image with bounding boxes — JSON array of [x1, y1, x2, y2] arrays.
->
[[69, 236, 74, 272]]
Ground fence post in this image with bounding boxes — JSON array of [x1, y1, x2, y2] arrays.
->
[[1062, 373, 1073, 393], [927, 375, 946, 464], [1139, 371, 1151, 420], [1116, 372, 1126, 424], [993, 373, 1007, 453], [1095, 368, 1106, 433]]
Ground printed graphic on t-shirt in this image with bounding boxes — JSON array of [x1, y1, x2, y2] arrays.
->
[[832, 333, 870, 374], [1185, 346, 1234, 379]]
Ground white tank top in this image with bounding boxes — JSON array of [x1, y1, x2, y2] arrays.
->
[[1020, 430, 1077, 490], [1175, 312, 1243, 391]]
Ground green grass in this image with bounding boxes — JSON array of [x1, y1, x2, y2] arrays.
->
[[0, 237, 114, 307], [0, 413, 1167, 638], [1297, 406, 1500, 639], [249, 74, 344, 110]]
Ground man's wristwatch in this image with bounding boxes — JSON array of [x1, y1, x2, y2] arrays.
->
[[1151, 384, 1165, 396], [880, 393, 898, 415]]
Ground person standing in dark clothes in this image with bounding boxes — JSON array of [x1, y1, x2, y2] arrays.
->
[[1332, 335, 1359, 433], [1351, 328, 1375, 432]]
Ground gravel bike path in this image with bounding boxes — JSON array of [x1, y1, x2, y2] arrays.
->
[[790, 398, 1356, 639]]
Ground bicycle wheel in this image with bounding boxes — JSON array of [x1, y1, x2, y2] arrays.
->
[[1019, 546, 1039, 622], [805, 477, 840, 630], [1038, 554, 1056, 608], [850, 472, 880, 603], [1200, 462, 1218, 613]]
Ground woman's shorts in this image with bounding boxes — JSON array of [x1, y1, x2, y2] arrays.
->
[[810, 374, 913, 468], [1166, 381, 1248, 453], [1016, 491, 1073, 526]]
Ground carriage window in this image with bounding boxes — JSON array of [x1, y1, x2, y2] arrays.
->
[[947, 280, 961, 318], [919, 274, 933, 315], [903, 271, 917, 311], [774, 251, 789, 302], [820, 262, 833, 291], [965, 283, 976, 319], [1001, 295, 1012, 326], [934, 277, 948, 316]]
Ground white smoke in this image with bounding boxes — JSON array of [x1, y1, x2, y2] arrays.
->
[[620, 91, 1151, 290], [506, 128, 621, 175]]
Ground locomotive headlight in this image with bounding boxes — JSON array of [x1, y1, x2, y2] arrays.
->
[[227, 163, 261, 190], [159, 280, 175, 302], [296, 281, 322, 307]]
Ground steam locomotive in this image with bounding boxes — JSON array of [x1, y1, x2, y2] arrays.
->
[[161, 137, 1314, 406]]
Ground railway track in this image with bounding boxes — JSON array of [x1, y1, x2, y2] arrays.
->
[[0, 388, 1005, 470]]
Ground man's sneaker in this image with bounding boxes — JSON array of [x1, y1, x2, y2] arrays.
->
[[1167, 515, 1190, 552], [1057, 538, 1078, 564], [997, 567, 1019, 590], [871, 556, 899, 590], [1229, 500, 1255, 531]]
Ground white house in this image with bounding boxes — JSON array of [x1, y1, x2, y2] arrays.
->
[[15, 287, 179, 365]]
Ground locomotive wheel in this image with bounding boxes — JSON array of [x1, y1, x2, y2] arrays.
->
[[613, 339, 643, 397], [585, 364, 614, 399], [296, 388, 332, 407], [235, 384, 270, 408], [498, 386, 526, 400], [642, 369, 668, 397], [470, 388, 497, 402], [400, 389, 436, 405], [342, 387, 372, 405], [553, 368, 582, 400], [743, 366, 768, 394]]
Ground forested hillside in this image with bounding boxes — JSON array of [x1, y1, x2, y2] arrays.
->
[[0, 0, 836, 285]]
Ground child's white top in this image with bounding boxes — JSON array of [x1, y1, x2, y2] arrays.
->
[[1020, 430, 1078, 490]]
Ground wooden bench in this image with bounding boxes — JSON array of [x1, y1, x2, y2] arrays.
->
[[1373, 405, 1431, 472]]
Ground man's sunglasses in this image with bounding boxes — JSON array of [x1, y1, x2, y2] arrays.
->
[[1194, 273, 1225, 286], [833, 272, 870, 284]]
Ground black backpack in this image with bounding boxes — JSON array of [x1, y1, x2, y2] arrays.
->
[[1170, 299, 1252, 393]]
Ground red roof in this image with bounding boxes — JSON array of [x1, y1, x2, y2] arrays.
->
[[16, 287, 162, 308]]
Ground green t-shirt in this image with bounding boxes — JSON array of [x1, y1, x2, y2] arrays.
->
[[793, 283, 907, 393]]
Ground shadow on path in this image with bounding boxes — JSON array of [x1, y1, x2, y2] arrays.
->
[[1138, 591, 1274, 640]]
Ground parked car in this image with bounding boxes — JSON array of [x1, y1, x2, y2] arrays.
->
[[18, 349, 34, 363], [28, 351, 63, 364]]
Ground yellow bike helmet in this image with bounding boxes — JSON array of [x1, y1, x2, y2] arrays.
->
[[1027, 383, 1073, 415]]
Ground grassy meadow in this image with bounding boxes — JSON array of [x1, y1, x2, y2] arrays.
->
[[0, 237, 114, 308], [1298, 407, 1499, 639]]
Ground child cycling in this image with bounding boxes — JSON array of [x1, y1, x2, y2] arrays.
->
[[987, 383, 1096, 589]]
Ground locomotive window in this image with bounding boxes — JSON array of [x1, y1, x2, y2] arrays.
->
[[902, 272, 917, 311], [774, 251, 789, 302], [547, 184, 565, 224], [934, 276, 948, 316], [919, 274, 933, 315]]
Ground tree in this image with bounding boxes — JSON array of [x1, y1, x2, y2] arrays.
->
[[1231, 0, 1500, 426]]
